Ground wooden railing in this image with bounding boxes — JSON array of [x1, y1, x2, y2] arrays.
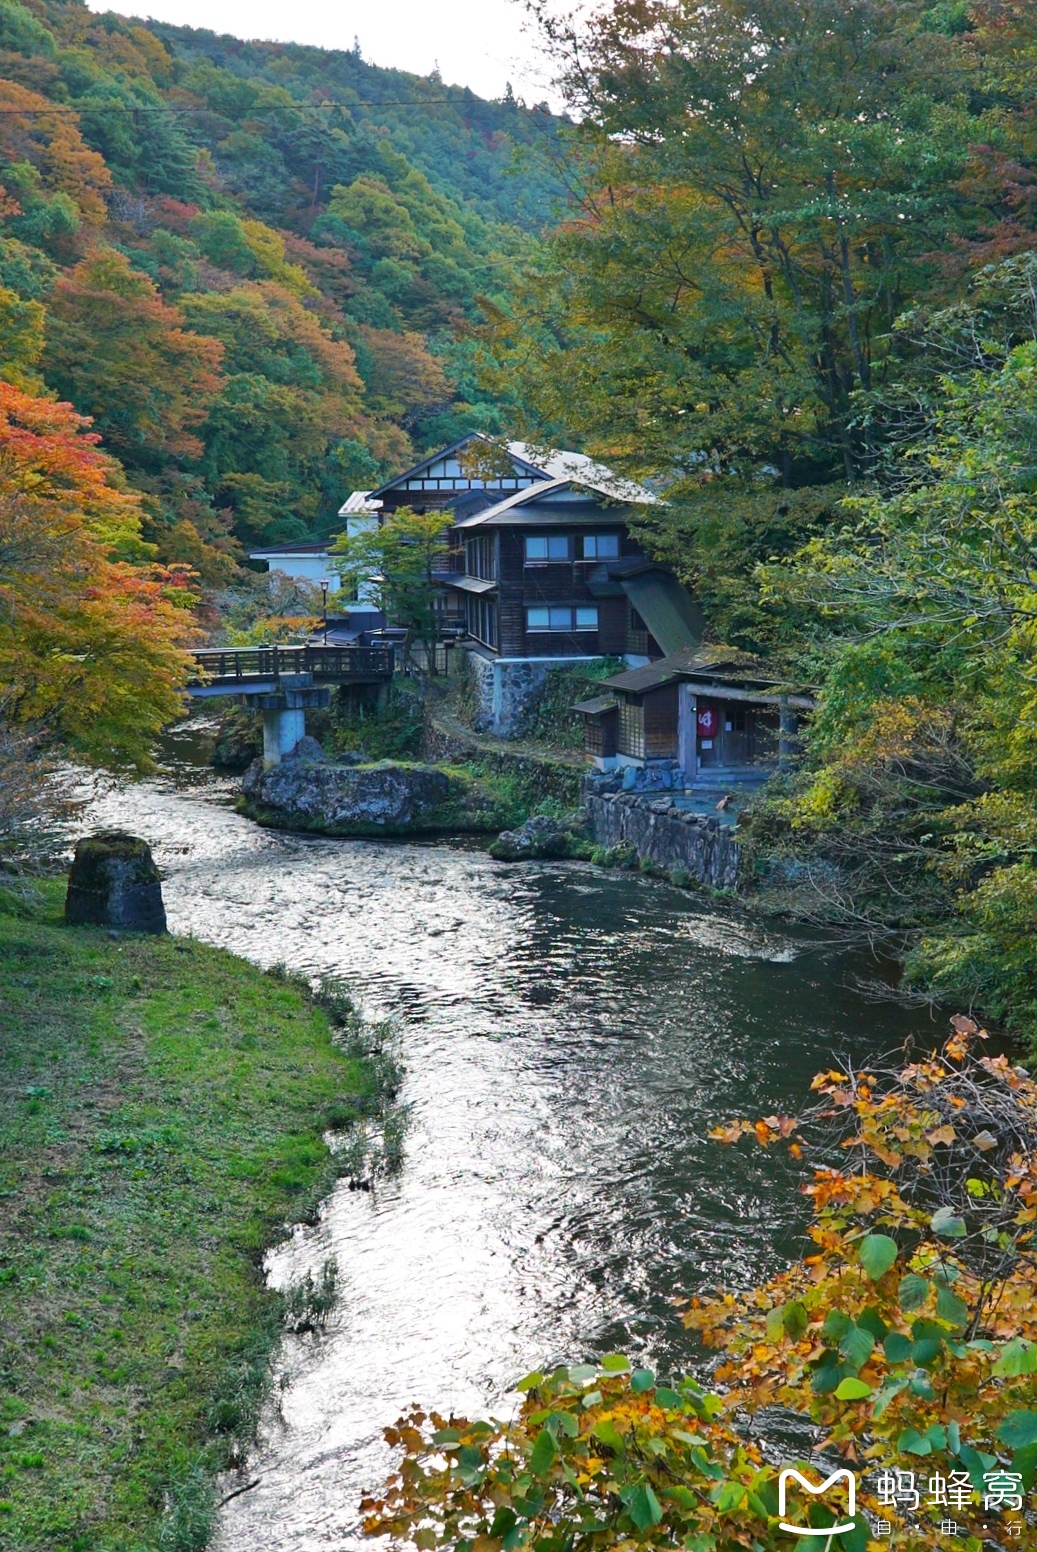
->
[[188, 644, 394, 685]]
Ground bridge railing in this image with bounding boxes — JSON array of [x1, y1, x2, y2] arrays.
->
[[188, 644, 394, 684]]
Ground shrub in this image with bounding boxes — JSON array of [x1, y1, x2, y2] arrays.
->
[[365, 1020, 1037, 1550]]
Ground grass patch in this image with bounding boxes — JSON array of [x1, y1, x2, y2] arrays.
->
[[0, 883, 386, 1550]]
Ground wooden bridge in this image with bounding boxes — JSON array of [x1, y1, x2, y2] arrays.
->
[[186, 644, 395, 764], [186, 644, 394, 696]]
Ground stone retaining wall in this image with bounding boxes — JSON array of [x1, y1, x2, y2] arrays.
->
[[465, 651, 553, 738], [585, 792, 739, 889]]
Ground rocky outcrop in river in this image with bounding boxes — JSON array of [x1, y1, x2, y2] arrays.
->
[[240, 743, 512, 837], [489, 812, 592, 862]]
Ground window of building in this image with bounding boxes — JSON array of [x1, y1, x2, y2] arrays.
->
[[525, 535, 570, 563], [627, 605, 650, 653], [466, 534, 498, 581], [617, 699, 645, 759], [526, 606, 574, 631], [525, 605, 599, 632], [582, 533, 620, 560], [466, 594, 498, 649]]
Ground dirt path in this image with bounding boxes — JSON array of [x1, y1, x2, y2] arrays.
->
[[427, 708, 586, 769]]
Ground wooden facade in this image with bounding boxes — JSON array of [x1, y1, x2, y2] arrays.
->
[[363, 435, 704, 666], [581, 650, 815, 781], [573, 696, 619, 761], [614, 683, 680, 761], [694, 702, 779, 769], [451, 485, 694, 662]]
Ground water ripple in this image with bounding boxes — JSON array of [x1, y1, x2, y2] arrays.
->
[[65, 728, 938, 1551]]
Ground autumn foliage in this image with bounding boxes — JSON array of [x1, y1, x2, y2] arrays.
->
[[0, 382, 194, 768], [42, 249, 224, 466], [365, 1020, 1037, 1551], [0, 79, 110, 225]]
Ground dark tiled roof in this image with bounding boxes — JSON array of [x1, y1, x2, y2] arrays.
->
[[605, 647, 761, 695]]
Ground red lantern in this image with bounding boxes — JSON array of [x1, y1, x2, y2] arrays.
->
[[697, 704, 718, 739]]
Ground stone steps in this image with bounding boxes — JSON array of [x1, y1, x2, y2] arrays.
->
[[688, 768, 770, 791]]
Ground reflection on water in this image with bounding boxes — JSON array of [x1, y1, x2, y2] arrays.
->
[[68, 724, 939, 1551]]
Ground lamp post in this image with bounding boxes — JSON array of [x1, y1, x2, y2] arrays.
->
[[321, 578, 328, 644]]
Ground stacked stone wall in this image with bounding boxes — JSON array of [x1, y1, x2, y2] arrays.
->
[[585, 792, 738, 889], [463, 650, 555, 738], [494, 660, 550, 737], [466, 651, 496, 733]]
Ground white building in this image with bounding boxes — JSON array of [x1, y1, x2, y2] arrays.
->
[[248, 492, 382, 595]]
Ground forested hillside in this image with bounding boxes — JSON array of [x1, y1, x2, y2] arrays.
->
[[0, 0, 563, 578]]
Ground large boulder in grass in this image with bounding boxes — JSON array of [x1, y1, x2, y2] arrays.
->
[[65, 831, 167, 933]]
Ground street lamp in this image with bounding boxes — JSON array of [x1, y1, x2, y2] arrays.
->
[[321, 578, 328, 644]]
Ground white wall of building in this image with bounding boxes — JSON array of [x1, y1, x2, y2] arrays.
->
[[248, 550, 341, 593]]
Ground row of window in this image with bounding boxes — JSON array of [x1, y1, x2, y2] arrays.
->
[[526, 606, 599, 633], [467, 534, 498, 581], [404, 477, 535, 491], [524, 534, 620, 563]]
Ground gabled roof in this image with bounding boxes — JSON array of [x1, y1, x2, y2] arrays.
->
[[454, 472, 655, 529], [366, 432, 550, 502], [604, 646, 815, 704], [607, 647, 763, 695], [338, 489, 382, 516], [572, 694, 618, 717], [365, 433, 657, 511], [507, 442, 632, 486], [506, 447, 656, 504], [605, 659, 690, 695]]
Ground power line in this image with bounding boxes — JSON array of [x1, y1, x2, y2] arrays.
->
[[0, 97, 553, 114]]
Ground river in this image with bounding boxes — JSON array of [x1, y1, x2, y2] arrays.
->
[[68, 724, 939, 1552]]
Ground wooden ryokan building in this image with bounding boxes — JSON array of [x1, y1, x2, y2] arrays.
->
[[363, 433, 704, 665]]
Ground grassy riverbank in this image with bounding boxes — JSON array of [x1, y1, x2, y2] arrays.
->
[[0, 883, 381, 1552]]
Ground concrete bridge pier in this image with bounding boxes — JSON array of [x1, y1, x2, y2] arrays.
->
[[263, 704, 307, 764], [241, 677, 331, 765]]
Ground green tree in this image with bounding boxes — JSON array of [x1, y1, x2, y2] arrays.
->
[[486, 0, 1029, 649], [747, 254, 1037, 1041], [180, 282, 366, 542], [518, 0, 983, 475], [366, 1022, 1037, 1552], [332, 506, 452, 668]]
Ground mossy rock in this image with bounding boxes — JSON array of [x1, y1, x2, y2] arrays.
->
[[239, 759, 514, 837], [489, 815, 595, 863], [65, 831, 167, 933]]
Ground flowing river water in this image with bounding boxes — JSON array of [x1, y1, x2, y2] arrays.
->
[[68, 725, 940, 1552]]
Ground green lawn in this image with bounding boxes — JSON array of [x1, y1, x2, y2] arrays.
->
[[0, 883, 377, 1551]]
